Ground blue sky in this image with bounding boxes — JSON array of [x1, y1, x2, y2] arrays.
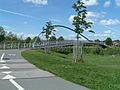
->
[[0, 0, 120, 40]]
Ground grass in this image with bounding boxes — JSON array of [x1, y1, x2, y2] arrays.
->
[[22, 49, 120, 90]]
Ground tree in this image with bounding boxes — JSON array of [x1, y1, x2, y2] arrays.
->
[[57, 36, 64, 41], [49, 36, 56, 41], [71, 0, 94, 62], [41, 21, 56, 53], [0, 26, 5, 42], [95, 39, 100, 42], [105, 37, 112, 46], [5, 31, 14, 42], [72, 1, 94, 38], [25, 37, 31, 43], [42, 21, 56, 41]]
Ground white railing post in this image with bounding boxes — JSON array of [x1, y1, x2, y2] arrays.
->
[[3, 42, 5, 50], [11, 42, 13, 49], [24, 43, 26, 48], [18, 42, 20, 49]]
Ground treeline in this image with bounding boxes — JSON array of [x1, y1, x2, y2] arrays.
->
[[95, 38, 120, 46], [0, 26, 64, 43]]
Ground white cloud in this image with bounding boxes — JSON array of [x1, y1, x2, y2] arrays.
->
[[82, 0, 98, 6], [2, 25, 15, 31], [100, 19, 120, 25], [87, 12, 98, 17], [86, 18, 95, 23], [104, 1, 111, 7], [68, 15, 75, 23], [23, 0, 48, 5], [87, 11, 106, 18], [88, 30, 113, 40], [115, 0, 120, 7], [50, 19, 61, 23], [24, 33, 37, 39], [104, 30, 112, 34], [23, 21, 28, 24], [93, 33, 110, 37]]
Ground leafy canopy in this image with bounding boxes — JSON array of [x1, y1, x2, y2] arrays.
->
[[72, 0, 94, 39], [42, 21, 56, 40]]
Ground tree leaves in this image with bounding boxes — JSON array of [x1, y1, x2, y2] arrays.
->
[[72, 0, 94, 38], [42, 21, 56, 40]]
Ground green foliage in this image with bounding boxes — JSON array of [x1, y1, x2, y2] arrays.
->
[[0, 26, 5, 42], [49, 36, 56, 41], [25, 37, 31, 43], [92, 47, 104, 55], [57, 36, 64, 41], [94, 39, 100, 42], [105, 37, 112, 46], [72, 0, 94, 39], [42, 21, 56, 40], [51, 47, 72, 54]]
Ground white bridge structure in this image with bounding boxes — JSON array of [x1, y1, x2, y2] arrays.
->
[[33, 40, 108, 48], [0, 40, 108, 50]]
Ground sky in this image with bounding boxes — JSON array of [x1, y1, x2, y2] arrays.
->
[[0, 0, 120, 40]]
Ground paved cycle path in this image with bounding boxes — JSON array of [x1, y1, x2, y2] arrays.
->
[[0, 49, 90, 90]]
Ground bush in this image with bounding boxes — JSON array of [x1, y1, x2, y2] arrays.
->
[[92, 47, 104, 55]]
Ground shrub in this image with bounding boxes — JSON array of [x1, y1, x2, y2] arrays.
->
[[92, 47, 104, 55]]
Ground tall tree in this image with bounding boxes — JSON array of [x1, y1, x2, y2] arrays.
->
[[72, 0, 94, 39], [72, 0, 94, 62], [105, 37, 112, 46], [0, 26, 5, 42]]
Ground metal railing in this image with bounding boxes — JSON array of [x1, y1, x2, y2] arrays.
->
[[0, 41, 107, 50]]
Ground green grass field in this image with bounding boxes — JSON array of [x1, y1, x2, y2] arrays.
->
[[22, 49, 120, 90]]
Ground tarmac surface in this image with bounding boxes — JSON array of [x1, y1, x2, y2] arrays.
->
[[0, 49, 90, 90]]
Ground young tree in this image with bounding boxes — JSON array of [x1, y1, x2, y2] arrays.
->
[[72, 0, 93, 62], [41, 21, 56, 53], [42, 22, 56, 41], [105, 37, 112, 46], [0, 26, 5, 42]]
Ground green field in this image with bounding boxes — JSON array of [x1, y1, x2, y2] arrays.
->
[[22, 49, 120, 90]]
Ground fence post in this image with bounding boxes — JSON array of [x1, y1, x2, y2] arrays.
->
[[3, 42, 5, 50], [11, 42, 13, 49], [18, 42, 20, 49], [29, 43, 31, 48], [24, 43, 26, 48]]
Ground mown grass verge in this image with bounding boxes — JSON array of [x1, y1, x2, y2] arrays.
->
[[22, 49, 120, 90]]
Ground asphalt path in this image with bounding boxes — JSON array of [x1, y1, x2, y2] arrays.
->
[[0, 49, 90, 90]]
